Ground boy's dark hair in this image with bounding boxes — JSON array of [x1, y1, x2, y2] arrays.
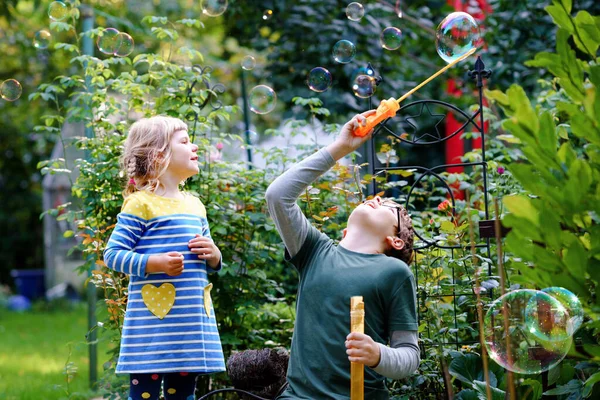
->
[[227, 348, 289, 399], [385, 204, 414, 264]]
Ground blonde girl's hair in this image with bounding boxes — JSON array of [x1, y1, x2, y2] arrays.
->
[[121, 116, 188, 197]]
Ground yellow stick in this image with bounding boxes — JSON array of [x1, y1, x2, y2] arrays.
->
[[350, 296, 365, 400], [396, 47, 477, 103]]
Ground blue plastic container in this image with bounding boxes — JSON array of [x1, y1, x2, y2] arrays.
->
[[10, 269, 46, 300]]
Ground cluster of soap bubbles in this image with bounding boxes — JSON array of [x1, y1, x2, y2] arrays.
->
[[97, 28, 135, 57], [484, 287, 583, 374], [302, 4, 481, 98]]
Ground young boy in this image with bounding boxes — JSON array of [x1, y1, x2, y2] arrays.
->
[[265, 111, 420, 399]]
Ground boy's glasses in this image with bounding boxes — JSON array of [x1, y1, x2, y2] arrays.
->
[[381, 202, 402, 238]]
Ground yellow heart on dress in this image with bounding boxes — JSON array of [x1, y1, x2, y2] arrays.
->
[[204, 283, 213, 318], [141, 283, 176, 319]]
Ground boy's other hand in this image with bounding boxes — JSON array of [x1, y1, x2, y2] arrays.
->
[[327, 110, 376, 161], [345, 332, 381, 368], [188, 234, 222, 269]]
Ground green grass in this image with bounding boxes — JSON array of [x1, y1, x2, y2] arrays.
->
[[0, 302, 113, 400]]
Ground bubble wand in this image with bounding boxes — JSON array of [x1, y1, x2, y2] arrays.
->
[[353, 48, 477, 137]]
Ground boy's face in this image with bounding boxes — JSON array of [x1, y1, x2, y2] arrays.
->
[[167, 129, 199, 179], [347, 196, 400, 241]]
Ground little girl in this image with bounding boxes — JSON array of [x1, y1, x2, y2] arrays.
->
[[103, 116, 225, 400]]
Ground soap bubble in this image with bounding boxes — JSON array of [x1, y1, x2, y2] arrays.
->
[[332, 40, 356, 64], [484, 289, 572, 374], [350, 66, 374, 84], [539, 287, 584, 337], [115, 32, 134, 57], [33, 30, 51, 49], [435, 11, 482, 64], [346, 2, 364, 21], [245, 130, 259, 145], [97, 28, 122, 55], [352, 75, 376, 98], [262, 10, 273, 20], [380, 27, 402, 50], [249, 85, 277, 114], [48, 1, 68, 21], [202, 0, 228, 17], [241, 56, 256, 71], [1, 79, 23, 102], [307, 67, 332, 93]]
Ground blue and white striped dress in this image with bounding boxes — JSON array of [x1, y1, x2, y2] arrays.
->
[[103, 190, 226, 374]]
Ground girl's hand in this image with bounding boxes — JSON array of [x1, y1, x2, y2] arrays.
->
[[147, 251, 184, 276], [345, 332, 381, 368], [326, 110, 377, 161], [188, 234, 221, 269]]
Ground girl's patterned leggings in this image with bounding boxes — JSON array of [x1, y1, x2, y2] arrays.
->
[[128, 372, 199, 400]]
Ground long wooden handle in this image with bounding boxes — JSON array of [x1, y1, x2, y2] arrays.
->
[[350, 296, 365, 400]]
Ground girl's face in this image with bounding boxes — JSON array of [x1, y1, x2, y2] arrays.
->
[[166, 129, 199, 180]]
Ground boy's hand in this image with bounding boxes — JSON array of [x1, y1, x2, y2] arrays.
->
[[188, 234, 221, 269], [147, 251, 185, 276], [345, 332, 381, 368], [326, 110, 377, 161]]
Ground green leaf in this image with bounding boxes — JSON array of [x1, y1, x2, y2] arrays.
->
[[495, 134, 521, 144], [472, 380, 506, 400], [543, 379, 583, 396], [503, 195, 539, 225], [455, 390, 479, 400], [563, 239, 588, 280], [538, 111, 557, 155], [583, 372, 600, 398], [573, 11, 600, 57], [546, 2, 573, 33], [440, 220, 456, 233], [449, 353, 481, 385], [520, 379, 543, 400]]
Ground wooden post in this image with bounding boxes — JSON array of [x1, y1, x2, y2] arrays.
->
[[350, 296, 365, 400]]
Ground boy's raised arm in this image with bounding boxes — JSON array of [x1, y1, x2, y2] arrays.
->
[[265, 111, 375, 258]]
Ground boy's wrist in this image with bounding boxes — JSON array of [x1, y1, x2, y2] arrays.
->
[[326, 142, 352, 161]]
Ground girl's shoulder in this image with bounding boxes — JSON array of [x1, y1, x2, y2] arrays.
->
[[121, 191, 150, 219]]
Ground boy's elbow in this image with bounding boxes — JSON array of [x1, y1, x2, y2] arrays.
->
[[265, 184, 278, 205]]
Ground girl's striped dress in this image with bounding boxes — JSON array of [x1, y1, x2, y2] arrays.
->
[[103, 190, 226, 374]]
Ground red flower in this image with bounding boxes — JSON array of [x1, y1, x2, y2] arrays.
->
[[438, 199, 451, 211]]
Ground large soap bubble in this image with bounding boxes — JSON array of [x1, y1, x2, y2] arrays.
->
[[352, 75, 376, 98], [346, 2, 364, 21], [307, 67, 332, 93], [202, 0, 228, 17], [97, 28, 122, 55], [48, 1, 69, 21], [435, 12, 482, 64], [115, 32, 134, 57], [241, 56, 256, 71], [380, 27, 402, 50], [1, 79, 23, 101], [249, 85, 277, 114], [33, 30, 51, 49], [332, 40, 356, 64], [484, 289, 572, 374]]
